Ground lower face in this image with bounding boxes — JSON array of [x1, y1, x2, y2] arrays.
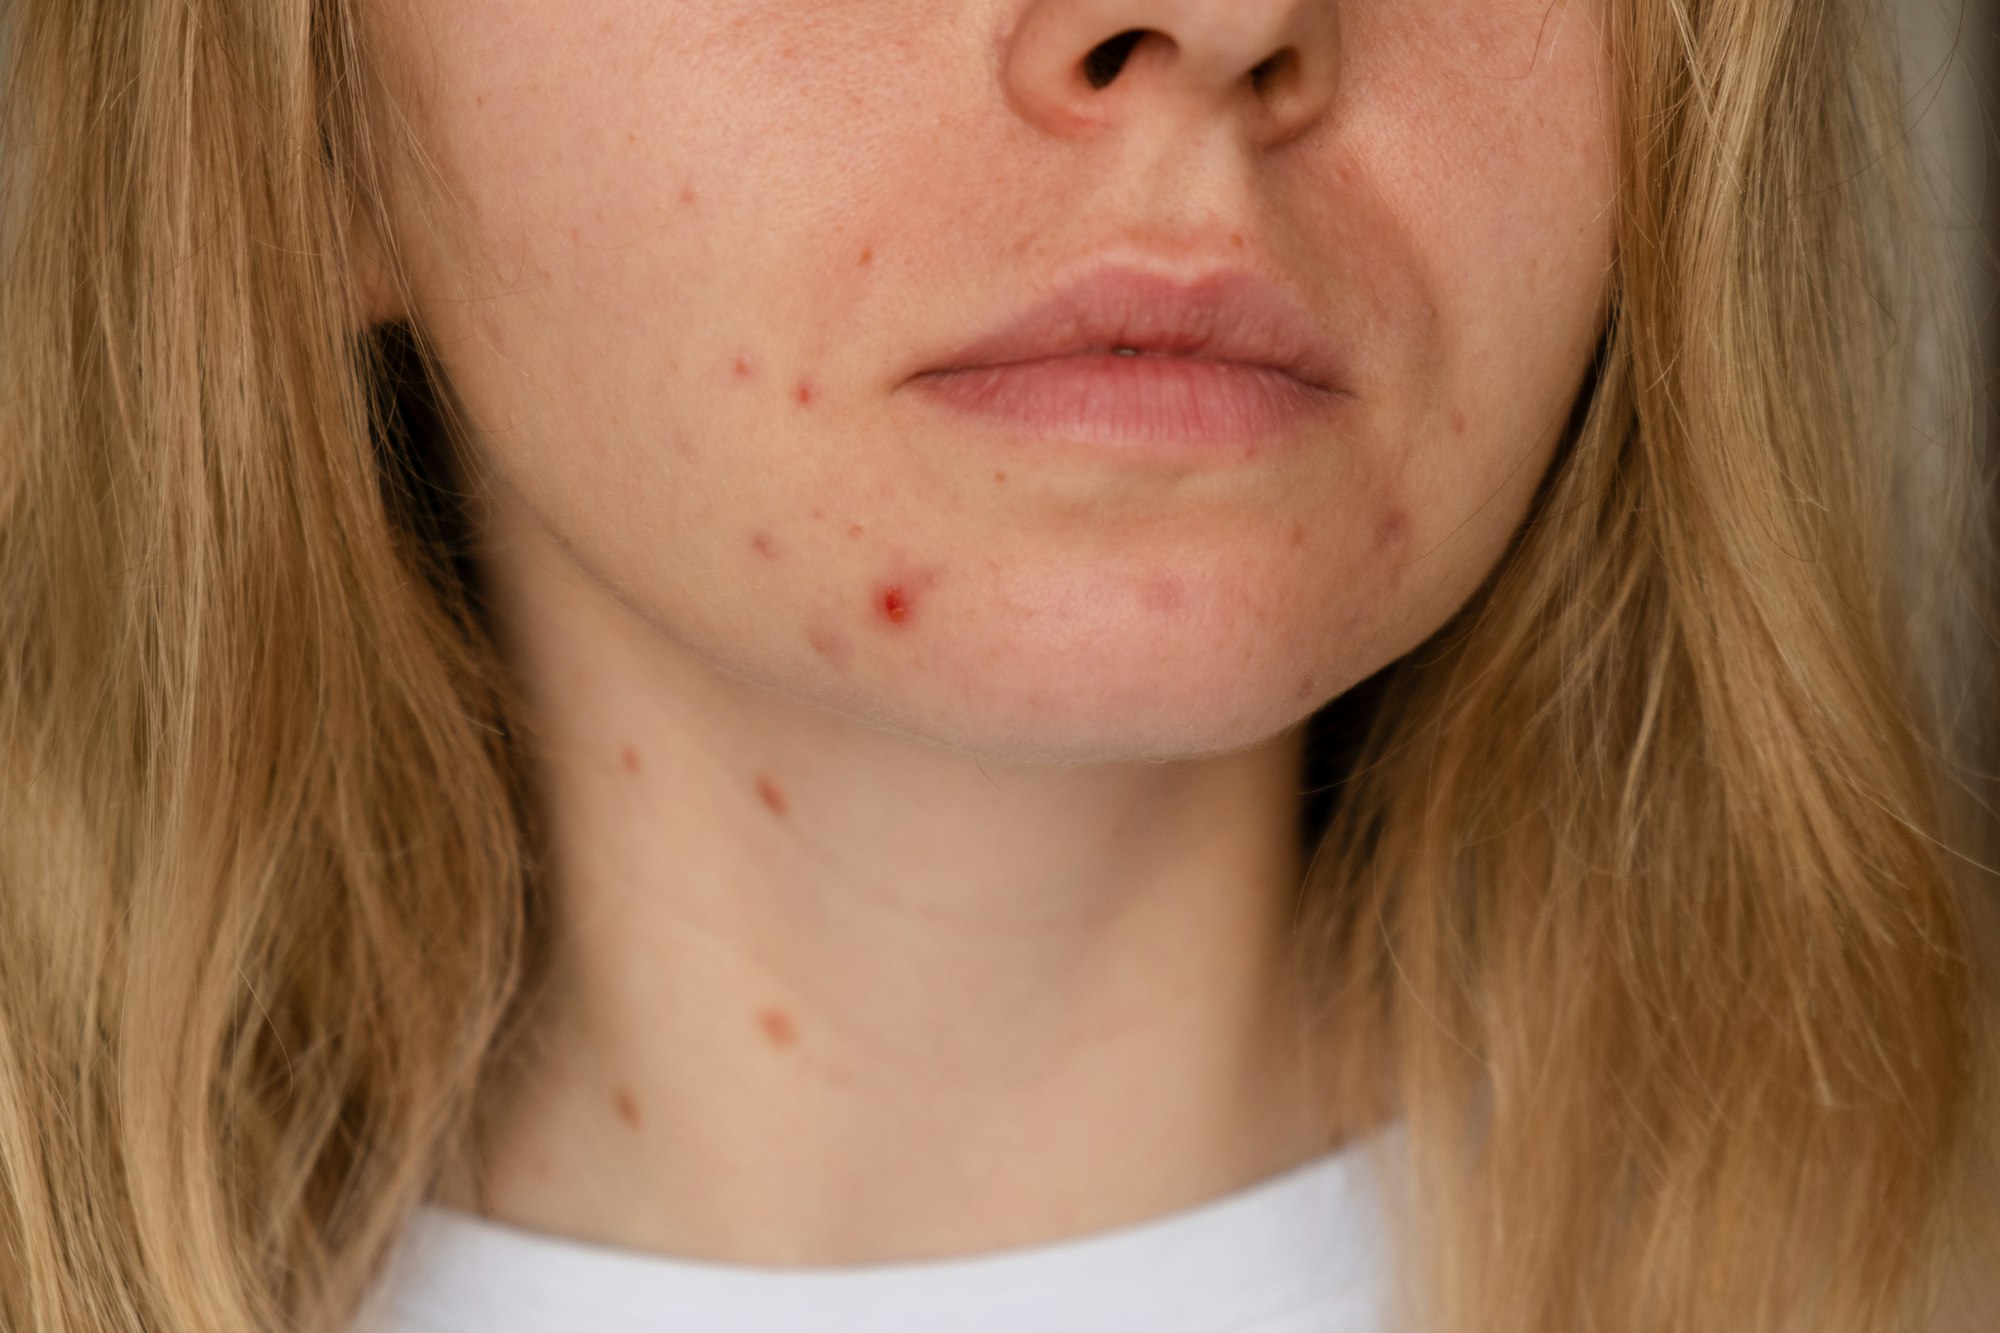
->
[[365, 0, 1616, 763]]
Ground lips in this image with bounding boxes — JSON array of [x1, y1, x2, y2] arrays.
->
[[917, 268, 1347, 388], [905, 266, 1352, 449]]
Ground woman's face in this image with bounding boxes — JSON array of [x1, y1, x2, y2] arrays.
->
[[366, 1, 1614, 762]]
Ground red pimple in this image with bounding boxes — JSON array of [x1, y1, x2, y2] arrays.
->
[[993, 469, 1008, 484], [732, 351, 759, 380], [757, 1006, 799, 1049], [613, 1087, 642, 1130], [846, 522, 865, 540], [754, 773, 790, 817], [618, 745, 642, 775], [679, 185, 698, 205], [1289, 521, 1307, 548], [878, 586, 913, 626], [857, 245, 875, 268], [809, 506, 826, 521], [749, 530, 779, 560], [793, 378, 818, 407], [1450, 410, 1468, 436]]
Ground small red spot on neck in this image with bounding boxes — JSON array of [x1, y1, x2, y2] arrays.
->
[[733, 352, 758, 380], [757, 1006, 799, 1049], [749, 531, 779, 560], [618, 746, 641, 774], [793, 378, 818, 407], [755, 774, 790, 817], [993, 470, 1008, 484], [613, 1087, 642, 1129], [857, 245, 875, 268]]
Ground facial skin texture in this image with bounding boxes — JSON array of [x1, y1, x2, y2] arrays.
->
[[365, 0, 1614, 1266]]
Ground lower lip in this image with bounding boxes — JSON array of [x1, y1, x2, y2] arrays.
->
[[909, 354, 1345, 450]]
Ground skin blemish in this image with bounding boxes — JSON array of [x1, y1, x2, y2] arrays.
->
[[1296, 673, 1319, 702], [846, 522, 865, 540], [618, 745, 642, 775], [679, 184, 698, 206], [754, 773, 790, 817], [793, 378, 818, 408], [1138, 574, 1185, 613], [857, 245, 875, 268], [1450, 410, 1468, 436], [878, 585, 914, 626], [732, 351, 759, 381], [1374, 509, 1411, 553], [749, 530, 780, 560], [807, 626, 851, 665], [613, 1087, 642, 1130], [809, 506, 826, 521], [1289, 521, 1308, 548], [993, 469, 1008, 484], [625, 130, 638, 144], [757, 1006, 800, 1050]]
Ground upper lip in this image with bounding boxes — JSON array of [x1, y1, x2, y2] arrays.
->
[[910, 266, 1351, 394]]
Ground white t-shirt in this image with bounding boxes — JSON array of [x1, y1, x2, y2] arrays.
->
[[361, 1130, 1396, 1333]]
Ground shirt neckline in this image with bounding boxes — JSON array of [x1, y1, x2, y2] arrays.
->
[[376, 1129, 1394, 1333]]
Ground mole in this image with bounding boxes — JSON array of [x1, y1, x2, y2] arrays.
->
[[754, 773, 790, 817]]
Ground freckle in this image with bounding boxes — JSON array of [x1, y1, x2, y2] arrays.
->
[[1451, 411, 1468, 436], [993, 470, 1008, 484], [1289, 521, 1307, 548], [878, 585, 913, 626], [755, 773, 790, 817], [749, 531, 779, 560], [846, 522, 865, 540], [857, 245, 875, 268], [757, 1006, 799, 1049], [807, 626, 851, 664], [619, 745, 641, 774], [794, 378, 818, 407], [613, 1087, 642, 1130], [733, 351, 759, 380]]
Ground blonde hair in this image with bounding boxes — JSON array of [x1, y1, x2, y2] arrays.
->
[[0, 2, 1991, 1331]]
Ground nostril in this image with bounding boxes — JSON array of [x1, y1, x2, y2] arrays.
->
[[1247, 49, 1299, 97], [1082, 30, 1149, 90]]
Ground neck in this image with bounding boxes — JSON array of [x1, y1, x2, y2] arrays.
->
[[457, 508, 1355, 1266]]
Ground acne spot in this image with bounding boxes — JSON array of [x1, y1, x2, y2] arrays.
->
[[755, 773, 790, 817], [846, 522, 866, 540], [993, 470, 1008, 485], [733, 351, 760, 381], [809, 506, 826, 521], [567, 227, 581, 244], [626, 130, 638, 144], [1229, 232, 1246, 250], [749, 530, 780, 560], [1138, 575, 1184, 613], [474, 93, 487, 108], [1450, 411, 1468, 436], [757, 1006, 799, 1050], [613, 1087, 642, 1130], [879, 586, 913, 626], [1296, 673, 1319, 702], [679, 185, 698, 206], [806, 626, 851, 665], [1374, 509, 1410, 553], [794, 378, 819, 408], [1289, 521, 1308, 549], [857, 245, 875, 268], [619, 745, 642, 775]]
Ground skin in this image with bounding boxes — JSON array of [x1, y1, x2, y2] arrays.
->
[[361, 0, 1615, 1265]]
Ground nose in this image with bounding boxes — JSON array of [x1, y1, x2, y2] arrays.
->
[[1002, 0, 1340, 147]]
